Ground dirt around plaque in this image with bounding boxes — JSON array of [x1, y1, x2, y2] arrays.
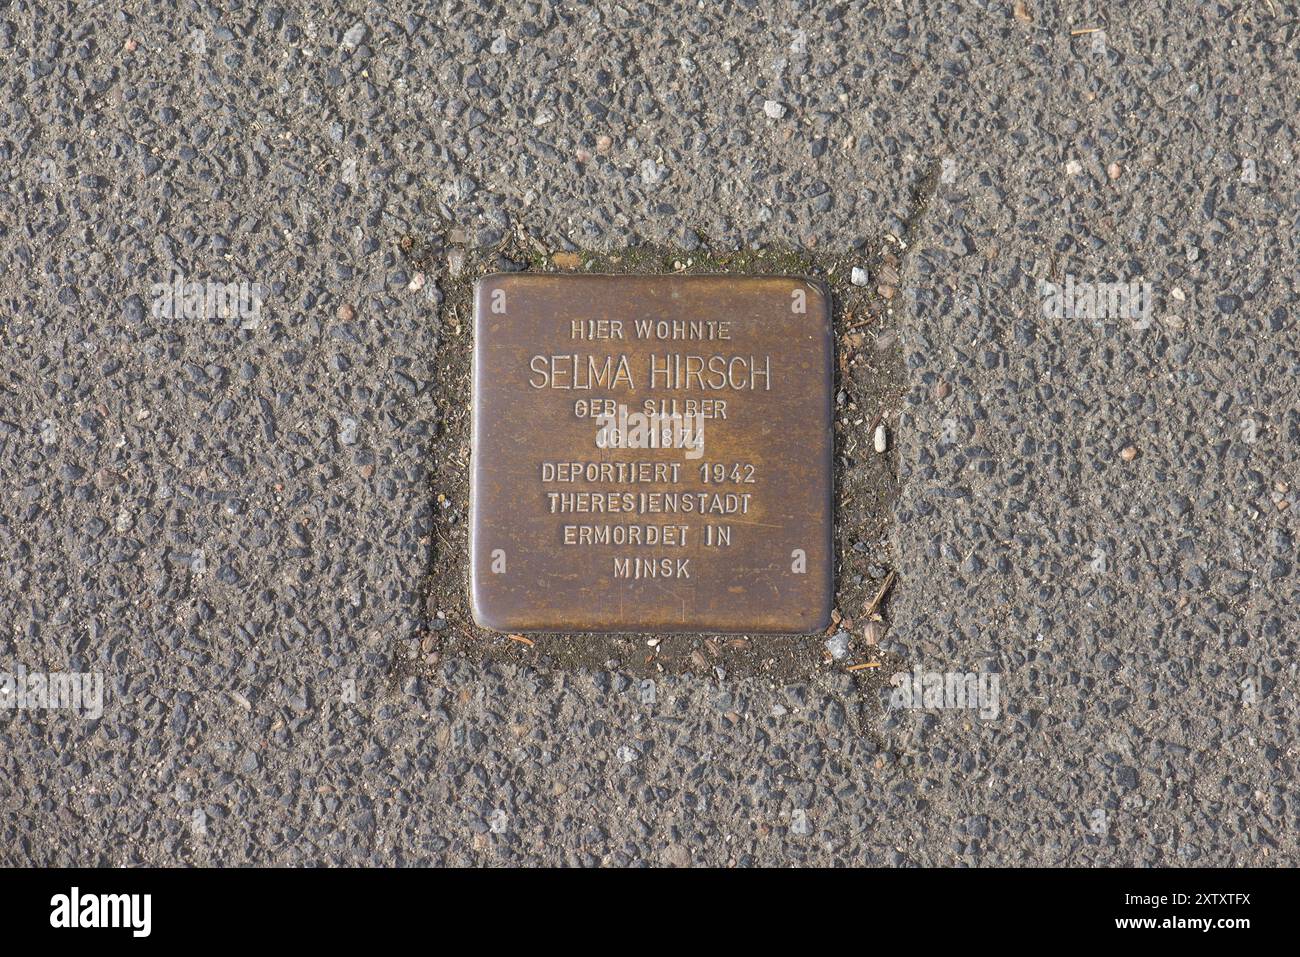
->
[[470, 274, 832, 634]]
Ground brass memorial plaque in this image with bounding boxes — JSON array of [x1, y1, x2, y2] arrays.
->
[[469, 274, 832, 634]]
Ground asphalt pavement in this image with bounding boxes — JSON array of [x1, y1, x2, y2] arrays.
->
[[1, 1, 1296, 865]]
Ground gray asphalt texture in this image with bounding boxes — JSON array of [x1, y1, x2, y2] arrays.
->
[[2, 1, 1297, 866]]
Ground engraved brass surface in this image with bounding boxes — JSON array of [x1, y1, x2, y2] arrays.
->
[[470, 274, 832, 633]]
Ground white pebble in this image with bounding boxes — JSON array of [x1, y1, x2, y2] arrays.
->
[[874, 422, 889, 453], [763, 100, 787, 119], [338, 416, 358, 446], [639, 158, 667, 186], [851, 266, 869, 286], [341, 22, 368, 51]]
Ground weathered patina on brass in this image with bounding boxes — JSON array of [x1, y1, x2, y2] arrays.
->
[[470, 274, 832, 634]]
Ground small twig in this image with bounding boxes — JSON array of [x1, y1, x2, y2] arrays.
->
[[507, 634, 534, 646], [866, 570, 897, 617], [1070, 26, 1103, 35], [846, 662, 880, 672]]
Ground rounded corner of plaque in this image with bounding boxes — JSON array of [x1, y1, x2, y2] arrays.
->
[[468, 598, 506, 634]]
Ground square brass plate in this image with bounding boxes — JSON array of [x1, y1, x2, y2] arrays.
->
[[470, 274, 832, 634]]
